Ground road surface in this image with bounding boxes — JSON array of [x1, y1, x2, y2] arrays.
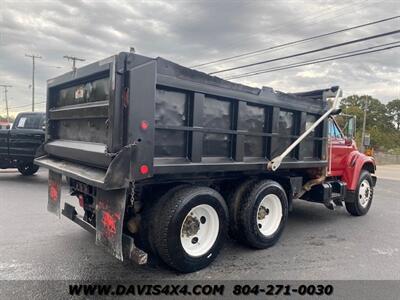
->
[[0, 165, 399, 280]]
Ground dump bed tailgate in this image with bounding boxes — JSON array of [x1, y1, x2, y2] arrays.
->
[[45, 54, 127, 168]]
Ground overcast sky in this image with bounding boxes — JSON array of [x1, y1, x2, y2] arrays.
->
[[0, 0, 399, 115]]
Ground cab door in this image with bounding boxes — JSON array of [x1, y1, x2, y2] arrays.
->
[[328, 118, 354, 176]]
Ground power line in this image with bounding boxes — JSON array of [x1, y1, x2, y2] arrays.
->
[[63, 55, 85, 71], [209, 29, 400, 75], [226, 44, 400, 80], [25, 54, 42, 112], [8, 101, 46, 110], [226, 41, 400, 80], [0, 84, 12, 122], [191, 0, 371, 67], [192, 15, 400, 69]]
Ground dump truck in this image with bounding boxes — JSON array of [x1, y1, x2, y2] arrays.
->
[[35, 52, 377, 273]]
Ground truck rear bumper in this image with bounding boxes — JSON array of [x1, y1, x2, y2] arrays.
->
[[35, 144, 135, 190], [35, 155, 110, 188]]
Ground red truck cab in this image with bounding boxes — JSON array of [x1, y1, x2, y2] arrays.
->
[[328, 117, 376, 215]]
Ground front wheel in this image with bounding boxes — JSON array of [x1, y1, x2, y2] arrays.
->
[[345, 171, 373, 216], [18, 163, 39, 176], [150, 186, 228, 273]]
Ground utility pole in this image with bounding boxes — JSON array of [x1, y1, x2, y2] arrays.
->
[[63, 55, 85, 71], [0, 84, 12, 123], [25, 54, 42, 112], [360, 95, 368, 153]]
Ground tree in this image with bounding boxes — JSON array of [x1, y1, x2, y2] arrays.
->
[[387, 99, 400, 130], [339, 95, 399, 151], [340, 95, 393, 128]]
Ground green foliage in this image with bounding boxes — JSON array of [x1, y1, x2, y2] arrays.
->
[[387, 99, 400, 130], [339, 95, 400, 151]]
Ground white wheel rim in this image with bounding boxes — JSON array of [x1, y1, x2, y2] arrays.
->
[[359, 179, 371, 207], [257, 194, 282, 236], [180, 204, 219, 257]]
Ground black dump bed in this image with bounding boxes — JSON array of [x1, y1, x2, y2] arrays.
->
[[36, 52, 337, 189]]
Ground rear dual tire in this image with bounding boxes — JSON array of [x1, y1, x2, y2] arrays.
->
[[149, 186, 228, 273], [147, 180, 287, 272], [229, 180, 288, 249]]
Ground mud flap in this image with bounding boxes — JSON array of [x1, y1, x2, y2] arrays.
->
[[47, 170, 62, 218], [95, 188, 126, 261]]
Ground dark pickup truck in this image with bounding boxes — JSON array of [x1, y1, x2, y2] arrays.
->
[[0, 112, 45, 175]]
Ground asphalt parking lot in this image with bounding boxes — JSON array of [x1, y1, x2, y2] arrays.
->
[[0, 166, 399, 280]]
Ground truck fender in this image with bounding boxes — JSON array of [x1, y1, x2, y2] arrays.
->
[[343, 151, 376, 191]]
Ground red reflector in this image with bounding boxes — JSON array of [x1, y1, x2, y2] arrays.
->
[[140, 120, 149, 130], [78, 195, 84, 208], [49, 184, 58, 203], [102, 211, 117, 237], [140, 165, 149, 175]]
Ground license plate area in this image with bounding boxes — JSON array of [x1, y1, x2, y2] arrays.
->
[[69, 178, 96, 197]]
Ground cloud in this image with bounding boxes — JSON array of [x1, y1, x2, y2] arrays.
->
[[0, 0, 399, 116]]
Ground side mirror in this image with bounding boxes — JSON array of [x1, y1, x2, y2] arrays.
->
[[347, 117, 355, 139]]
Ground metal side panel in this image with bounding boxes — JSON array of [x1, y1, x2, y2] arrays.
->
[[95, 188, 126, 261], [152, 159, 328, 174], [127, 60, 156, 181]]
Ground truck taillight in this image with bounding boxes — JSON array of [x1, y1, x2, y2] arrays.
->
[[140, 120, 149, 130], [140, 165, 149, 175]]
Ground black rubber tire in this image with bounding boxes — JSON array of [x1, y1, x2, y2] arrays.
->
[[237, 180, 288, 249], [227, 179, 256, 238], [145, 184, 190, 257], [345, 171, 373, 216], [150, 186, 228, 273], [18, 163, 39, 176]]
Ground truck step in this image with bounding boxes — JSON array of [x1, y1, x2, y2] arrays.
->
[[331, 192, 344, 206], [302, 180, 347, 208]]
